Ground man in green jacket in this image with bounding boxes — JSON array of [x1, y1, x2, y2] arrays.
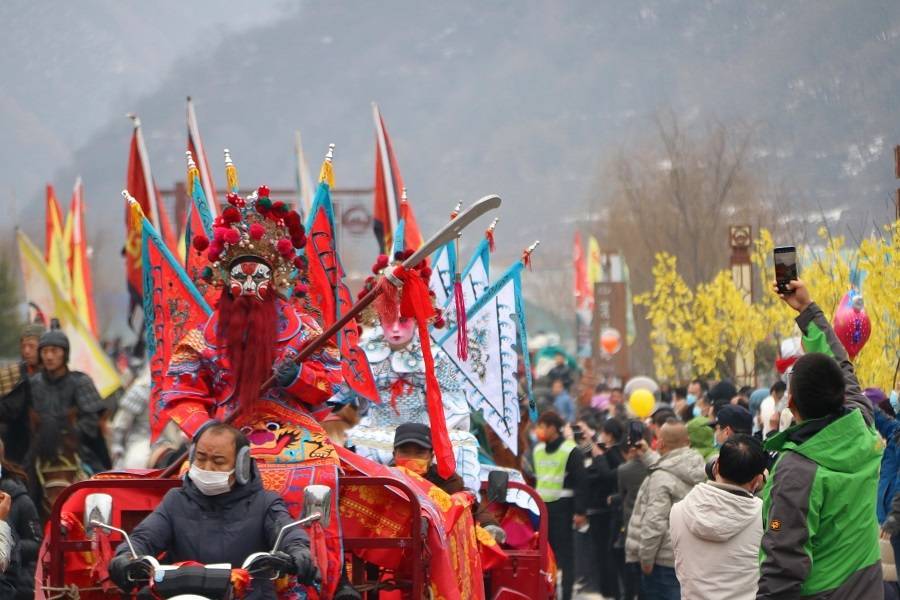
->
[[757, 280, 883, 599]]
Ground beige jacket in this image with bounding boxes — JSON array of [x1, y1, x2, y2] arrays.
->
[[670, 481, 763, 600], [625, 446, 706, 567]]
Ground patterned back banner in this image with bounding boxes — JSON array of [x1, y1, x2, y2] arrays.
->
[[142, 216, 212, 439]]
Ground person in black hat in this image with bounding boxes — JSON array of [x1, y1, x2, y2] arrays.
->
[[28, 329, 111, 474], [710, 405, 753, 447], [392, 423, 466, 493]]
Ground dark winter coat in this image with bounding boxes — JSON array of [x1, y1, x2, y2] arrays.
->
[[875, 410, 900, 525], [114, 463, 309, 599], [0, 476, 41, 599], [584, 444, 625, 514], [0, 363, 33, 465]]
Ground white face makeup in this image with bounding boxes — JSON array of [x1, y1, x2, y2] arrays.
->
[[229, 260, 272, 301], [382, 315, 416, 349]]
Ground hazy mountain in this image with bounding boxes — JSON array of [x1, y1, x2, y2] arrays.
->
[[3, 1, 899, 337]]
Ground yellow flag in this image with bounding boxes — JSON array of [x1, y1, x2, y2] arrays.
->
[[68, 179, 100, 338], [587, 235, 602, 283], [318, 144, 335, 188], [17, 230, 122, 398], [45, 187, 72, 299]]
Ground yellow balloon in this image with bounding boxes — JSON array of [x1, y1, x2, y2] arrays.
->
[[628, 389, 656, 418]]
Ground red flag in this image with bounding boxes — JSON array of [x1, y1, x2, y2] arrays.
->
[[186, 97, 220, 217], [44, 185, 64, 262], [308, 161, 379, 404], [399, 192, 424, 253], [373, 103, 424, 253], [125, 119, 178, 306], [573, 232, 591, 310], [68, 179, 99, 337], [138, 210, 213, 440]]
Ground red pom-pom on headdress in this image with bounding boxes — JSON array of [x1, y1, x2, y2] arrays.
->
[[285, 211, 301, 228], [276, 238, 294, 257], [224, 228, 241, 245], [192, 235, 210, 252], [257, 185, 270, 198], [208, 242, 223, 262], [222, 206, 241, 224], [372, 254, 390, 274], [248, 223, 265, 240]]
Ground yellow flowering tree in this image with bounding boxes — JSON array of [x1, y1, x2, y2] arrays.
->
[[637, 222, 900, 388], [852, 223, 900, 389], [633, 254, 694, 382]]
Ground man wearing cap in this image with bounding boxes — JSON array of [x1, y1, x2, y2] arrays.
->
[[0, 324, 45, 464], [710, 405, 754, 448], [28, 330, 110, 472], [392, 422, 466, 493]]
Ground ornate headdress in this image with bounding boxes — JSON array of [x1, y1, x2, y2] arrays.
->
[[357, 250, 444, 329], [191, 154, 307, 290]]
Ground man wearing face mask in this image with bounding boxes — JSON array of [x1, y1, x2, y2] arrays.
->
[[710, 405, 753, 449], [161, 185, 350, 596], [669, 434, 767, 600], [533, 410, 587, 600], [108, 424, 317, 598]]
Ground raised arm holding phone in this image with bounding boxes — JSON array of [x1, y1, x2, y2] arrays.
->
[[756, 278, 882, 600]]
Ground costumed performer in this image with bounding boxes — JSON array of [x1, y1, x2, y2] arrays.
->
[[158, 184, 351, 599]]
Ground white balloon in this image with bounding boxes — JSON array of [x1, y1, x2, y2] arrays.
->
[[624, 376, 658, 396]]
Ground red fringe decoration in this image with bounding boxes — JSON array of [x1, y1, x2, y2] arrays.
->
[[522, 249, 533, 271], [453, 279, 468, 360], [373, 276, 401, 327], [486, 229, 495, 253], [390, 378, 413, 415], [394, 266, 457, 479]]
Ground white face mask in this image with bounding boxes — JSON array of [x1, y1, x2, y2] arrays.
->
[[188, 465, 234, 496]]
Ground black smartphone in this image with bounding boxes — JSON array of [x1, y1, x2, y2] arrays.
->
[[774, 246, 798, 295]]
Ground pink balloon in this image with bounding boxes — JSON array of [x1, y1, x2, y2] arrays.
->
[[833, 291, 871, 359]]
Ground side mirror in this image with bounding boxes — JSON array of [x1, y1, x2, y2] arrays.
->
[[84, 493, 113, 536], [487, 470, 510, 503], [302, 484, 332, 528], [91, 520, 138, 559]]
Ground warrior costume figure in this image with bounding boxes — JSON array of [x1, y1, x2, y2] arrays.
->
[[330, 254, 481, 492], [158, 185, 346, 598]]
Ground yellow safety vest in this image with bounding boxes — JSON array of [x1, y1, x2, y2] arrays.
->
[[534, 439, 576, 502]]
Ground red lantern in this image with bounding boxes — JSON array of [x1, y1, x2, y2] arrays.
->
[[600, 328, 622, 355], [833, 290, 871, 359]]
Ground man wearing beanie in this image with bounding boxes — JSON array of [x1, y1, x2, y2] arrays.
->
[[28, 329, 111, 472], [0, 323, 46, 464], [757, 280, 882, 599]]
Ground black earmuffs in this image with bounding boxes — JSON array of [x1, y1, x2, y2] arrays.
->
[[188, 443, 252, 486]]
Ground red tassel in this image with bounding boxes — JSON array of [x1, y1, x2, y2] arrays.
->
[[390, 378, 413, 415], [395, 266, 457, 478], [454, 279, 468, 360], [522, 249, 533, 271], [486, 229, 495, 253]]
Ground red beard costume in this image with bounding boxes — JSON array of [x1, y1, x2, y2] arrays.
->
[[217, 290, 277, 414]]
